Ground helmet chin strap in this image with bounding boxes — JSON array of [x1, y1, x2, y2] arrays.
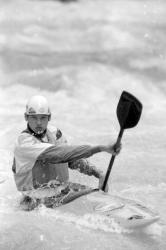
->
[[27, 124, 47, 139]]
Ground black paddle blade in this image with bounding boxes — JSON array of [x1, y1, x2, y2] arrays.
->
[[117, 91, 143, 129]]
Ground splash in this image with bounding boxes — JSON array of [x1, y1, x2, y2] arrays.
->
[[37, 205, 130, 234]]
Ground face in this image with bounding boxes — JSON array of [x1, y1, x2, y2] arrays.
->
[[25, 114, 50, 134]]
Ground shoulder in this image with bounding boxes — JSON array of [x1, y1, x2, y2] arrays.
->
[[48, 125, 67, 143], [48, 125, 63, 139], [16, 132, 37, 146], [47, 125, 58, 133]]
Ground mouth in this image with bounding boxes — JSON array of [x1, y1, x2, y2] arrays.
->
[[35, 127, 44, 134]]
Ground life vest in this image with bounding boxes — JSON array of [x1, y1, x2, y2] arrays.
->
[[13, 126, 69, 191]]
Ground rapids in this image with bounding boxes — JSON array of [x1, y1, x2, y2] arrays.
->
[[0, 0, 166, 249]]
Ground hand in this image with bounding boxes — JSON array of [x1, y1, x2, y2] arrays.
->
[[100, 142, 122, 155], [112, 141, 122, 155], [98, 173, 109, 192]]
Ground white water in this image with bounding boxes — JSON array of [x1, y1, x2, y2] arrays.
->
[[0, 0, 166, 249]]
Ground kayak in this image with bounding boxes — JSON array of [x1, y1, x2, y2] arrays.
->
[[61, 191, 160, 229], [20, 183, 159, 230]]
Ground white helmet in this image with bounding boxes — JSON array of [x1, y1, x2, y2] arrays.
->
[[25, 95, 51, 115]]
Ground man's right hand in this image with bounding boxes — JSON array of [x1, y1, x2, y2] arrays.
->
[[100, 142, 122, 155]]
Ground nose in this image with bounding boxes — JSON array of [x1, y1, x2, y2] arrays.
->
[[36, 117, 42, 125]]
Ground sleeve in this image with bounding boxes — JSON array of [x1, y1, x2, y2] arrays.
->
[[14, 133, 53, 173], [68, 159, 103, 178], [37, 144, 101, 163], [15, 133, 53, 160]]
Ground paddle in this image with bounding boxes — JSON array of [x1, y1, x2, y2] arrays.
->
[[102, 91, 143, 192]]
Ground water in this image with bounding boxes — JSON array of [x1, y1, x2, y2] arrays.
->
[[0, 0, 166, 249]]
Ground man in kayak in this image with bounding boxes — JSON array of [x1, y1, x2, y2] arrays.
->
[[12, 95, 121, 209]]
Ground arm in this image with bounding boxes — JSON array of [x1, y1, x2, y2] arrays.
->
[[37, 142, 121, 163], [15, 132, 121, 173], [68, 159, 102, 178], [37, 144, 101, 163], [68, 159, 109, 192]]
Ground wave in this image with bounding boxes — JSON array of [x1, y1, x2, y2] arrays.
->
[[1, 0, 166, 100]]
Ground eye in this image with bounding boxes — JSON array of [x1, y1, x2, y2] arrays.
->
[[41, 116, 48, 120], [29, 116, 37, 120]]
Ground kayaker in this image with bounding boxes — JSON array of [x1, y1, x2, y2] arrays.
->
[[12, 95, 121, 204]]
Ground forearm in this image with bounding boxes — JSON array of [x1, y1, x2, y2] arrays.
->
[[37, 144, 101, 163], [68, 159, 102, 178]]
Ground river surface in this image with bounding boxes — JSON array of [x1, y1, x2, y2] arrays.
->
[[0, 0, 166, 249]]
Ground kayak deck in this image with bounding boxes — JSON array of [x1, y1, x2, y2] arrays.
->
[[20, 184, 159, 229]]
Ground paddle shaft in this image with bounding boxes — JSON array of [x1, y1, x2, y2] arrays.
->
[[102, 128, 124, 192]]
